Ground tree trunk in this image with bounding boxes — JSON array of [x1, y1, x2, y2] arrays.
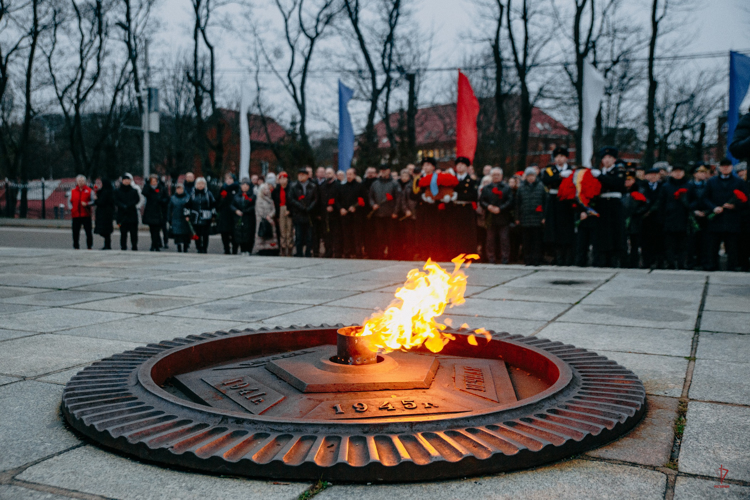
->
[[406, 72, 417, 163], [491, 1, 507, 171], [645, 0, 659, 169], [517, 83, 531, 170]]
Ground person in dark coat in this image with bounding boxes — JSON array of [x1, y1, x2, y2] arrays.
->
[[515, 167, 546, 266], [703, 158, 749, 270], [369, 164, 401, 260], [167, 183, 191, 252], [738, 164, 750, 271], [159, 177, 170, 249], [591, 146, 626, 267], [187, 177, 215, 254], [142, 174, 168, 251], [394, 168, 417, 261], [231, 178, 256, 255], [658, 165, 691, 269], [338, 168, 367, 259], [183, 172, 196, 196], [480, 167, 514, 264], [687, 164, 711, 270], [93, 177, 115, 250], [318, 167, 342, 258], [113, 173, 140, 251], [361, 166, 378, 258], [217, 173, 240, 254], [541, 146, 576, 265], [729, 109, 750, 161], [622, 172, 649, 268], [453, 157, 478, 257], [640, 168, 664, 269], [288, 168, 318, 257]]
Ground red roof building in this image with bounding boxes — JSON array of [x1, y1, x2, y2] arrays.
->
[[374, 99, 574, 168]]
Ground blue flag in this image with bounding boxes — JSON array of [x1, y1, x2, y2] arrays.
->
[[728, 51, 750, 164], [338, 80, 355, 172]]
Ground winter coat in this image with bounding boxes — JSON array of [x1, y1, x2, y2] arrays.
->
[[339, 180, 367, 213], [113, 184, 141, 225], [623, 185, 649, 235], [396, 179, 417, 218], [167, 192, 191, 236], [515, 179, 546, 227], [318, 180, 341, 212], [729, 112, 750, 161], [703, 174, 748, 233], [93, 182, 114, 236], [642, 181, 664, 226], [369, 178, 401, 217], [188, 188, 216, 227], [658, 177, 691, 233], [70, 185, 94, 218], [480, 182, 514, 226], [231, 190, 256, 244], [142, 183, 168, 226], [254, 187, 277, 252], [217, 182, 240, 232], [288, 180, 318, 223]]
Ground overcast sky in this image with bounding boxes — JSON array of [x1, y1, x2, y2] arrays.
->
[[149, 0, 749, 136]]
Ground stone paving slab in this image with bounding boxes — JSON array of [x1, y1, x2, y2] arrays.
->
[[0, 334, 140, 377], [16, 446, 310, 500], [0, 328, 38, 342], [36, 367, 86, 385], [0, 381, 81, 472], [695, 332, 750, 363], [1, 308, 135, 333], [673, 476, 750, 499], [679, 402, 750, 482], [316, 460, 666, 500], [0, 273, 120, 290], [579, 288, 703, 311], [700, 311, 750, 334], [558, 303, 697, 330], [491, 270, 614, 290], [471, 285, 590, 304], [0, 286, 51, 299], [689, 360, 750, 405], [703, 283, 750, 313], [159, 298, 308, 323], [56, 315, 250, 344], [0, 484, 72, 499], [143, 282, 277, 298], [586, 395, 678, 466], [66, 294, 211, 314], [241, 286, 360, 305], [0, 303, 42, 315], [596, 350, 688, 397], [1, 290, 124, 307], [259, 305, 371, 327], [536, 322, 694, 357], [448, 316, 547, 337], [72, 278, 197, 294], [448, 298, 570, 321]]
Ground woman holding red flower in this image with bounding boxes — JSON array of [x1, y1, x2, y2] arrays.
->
[[622, 173, 649, 268], [703, 158, 749, 270], [657, 165, 691, 269], [479, 167, 514, 264]]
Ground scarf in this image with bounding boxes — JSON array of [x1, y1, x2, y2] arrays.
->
[[279, 185, 286, 206], [430, 172, 439, 196]]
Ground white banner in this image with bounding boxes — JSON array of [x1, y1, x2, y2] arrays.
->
[[581, 61, 605, 167], [239, 86, 251, 180]]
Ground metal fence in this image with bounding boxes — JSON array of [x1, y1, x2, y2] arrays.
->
[[0, 179, 78, 220]]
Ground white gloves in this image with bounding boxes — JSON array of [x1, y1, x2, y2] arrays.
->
[[421, 193, 435, 204], [591, 169, 601, 178], [561, 170, 573, 178]]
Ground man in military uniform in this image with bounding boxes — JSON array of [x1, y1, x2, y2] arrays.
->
[[641, 167, 664, 268], [318, 167, 341, 258], [687, 163, 710, 269], [541, 146, 575, 265], [591, 146, 627, 267], [453, 156, 478, 256]]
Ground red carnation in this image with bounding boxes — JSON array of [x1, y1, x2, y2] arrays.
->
[[328, 198, 335, 206], [243, 193, 251, 201], [298, 195, 305, 201], [385, 193, 393, 201], [191, 234, 200, 241], [492, 187, 504, 199], [535, 205, 543, 212], [471, 202, 477, 210], [630, 191, 647, 202], [673, 188, 688, 200], [155, 189, 160, 193], [357, 197, 365, 207], [220, 190, 227, 198], [733, 189, 748, 203], [438, 202, 446, 210]]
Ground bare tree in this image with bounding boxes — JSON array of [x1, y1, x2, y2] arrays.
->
[[255, 0, 338, 167], [45, 0, 132, 178], [187, 0, 227, 176], [156, 55, 196, 181], [116, 0, 155, 120], [644, 0, 669, 168], [506, 0, 551, 169]]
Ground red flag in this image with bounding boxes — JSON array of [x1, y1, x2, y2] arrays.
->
[[456, 70, 479, 164]]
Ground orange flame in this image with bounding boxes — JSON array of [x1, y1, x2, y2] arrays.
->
[[360, 254, 479, 353]]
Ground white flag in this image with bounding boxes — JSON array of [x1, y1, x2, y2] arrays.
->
[[581, 61, 605, 167], [239, 86, 251, 180]]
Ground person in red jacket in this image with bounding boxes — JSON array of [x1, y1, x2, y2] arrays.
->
[[70, 175, 94, 249]]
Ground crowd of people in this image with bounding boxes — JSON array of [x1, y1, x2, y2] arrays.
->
[[66, 146, 750, 272]]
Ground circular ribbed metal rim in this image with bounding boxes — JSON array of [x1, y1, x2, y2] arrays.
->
[[61, 326, 647, 482]]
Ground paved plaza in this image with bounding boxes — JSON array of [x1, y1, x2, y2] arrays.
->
[[0, 246, 748, 499]]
